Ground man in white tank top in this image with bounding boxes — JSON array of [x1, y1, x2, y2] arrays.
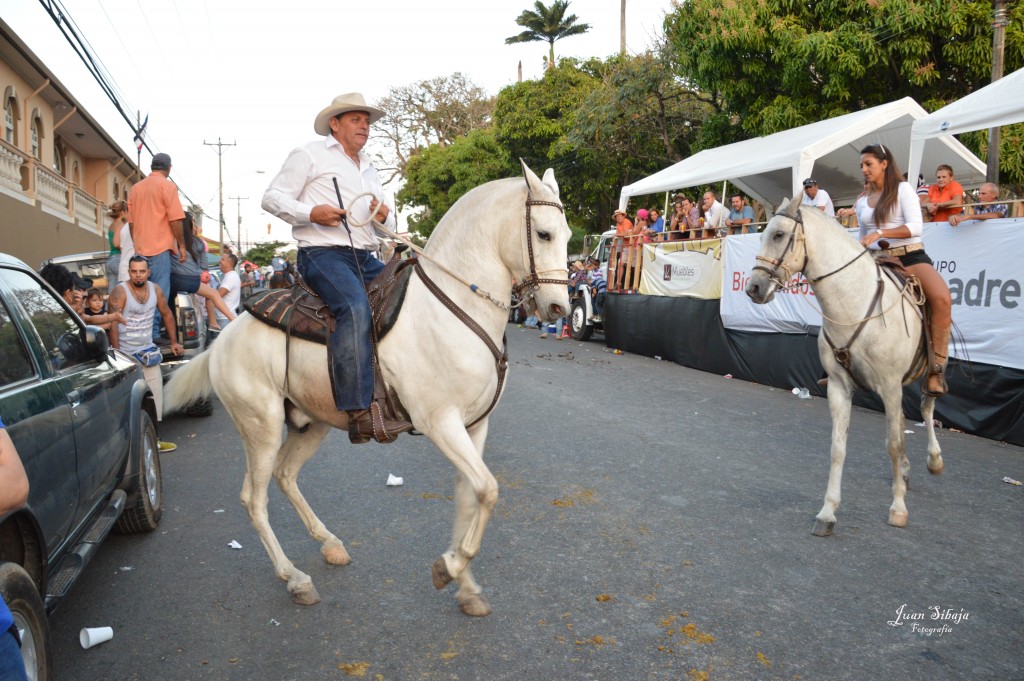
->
[[107, 256, 183, 421]]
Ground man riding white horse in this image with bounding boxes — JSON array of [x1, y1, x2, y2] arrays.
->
[[262, 93, 412, 444]]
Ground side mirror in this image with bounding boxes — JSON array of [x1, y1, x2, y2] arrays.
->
[[83, 325, 110, 360]]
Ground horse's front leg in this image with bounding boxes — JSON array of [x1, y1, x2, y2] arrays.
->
[[814, 382, 853, 536], [428, 416, 496, 616], [881, 385, 909, 527]]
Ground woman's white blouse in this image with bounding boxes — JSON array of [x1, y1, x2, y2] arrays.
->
[[855, 182, 924, 250]]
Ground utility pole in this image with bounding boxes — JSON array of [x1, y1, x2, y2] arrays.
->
[[987, 0, 1008, 184], [203, 137, 236, 252], [229, 195, 248, 256], [620, 0, 626, 56]]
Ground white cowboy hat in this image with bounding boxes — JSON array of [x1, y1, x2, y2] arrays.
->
[[313, 93, 385, 135]]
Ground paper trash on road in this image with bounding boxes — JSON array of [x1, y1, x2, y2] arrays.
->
[[228, 540, 243, 549], [1002, 477, 1022, 486], [386, 474, 404, 486]]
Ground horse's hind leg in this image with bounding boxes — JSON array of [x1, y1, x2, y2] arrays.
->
[[920, 394, 944, 475], [273, 422, 352, 566], [428, 416, 496, 617], [814, 385, 853, 537], [236, 407, 320, 606], [881, 386, 909, 528]]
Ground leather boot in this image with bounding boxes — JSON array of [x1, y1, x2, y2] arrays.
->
[[923, 322, 951, 396], [347, 403, 414, 445]]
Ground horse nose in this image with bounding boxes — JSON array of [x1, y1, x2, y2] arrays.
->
[[745, 281, 761, 302]]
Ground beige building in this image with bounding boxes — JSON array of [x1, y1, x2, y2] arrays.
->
[[1, 18, 142, 268]]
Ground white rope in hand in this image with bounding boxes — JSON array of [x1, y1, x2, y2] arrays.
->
[[345, 192, 511, 311]]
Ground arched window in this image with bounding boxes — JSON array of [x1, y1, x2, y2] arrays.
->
[[53, 140, 64, 175], [30, 116, 41, 159], [3, 95, 17, 145], [113, 178, 120, 201]]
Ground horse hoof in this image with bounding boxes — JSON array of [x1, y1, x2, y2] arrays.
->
[[432, 557, 453, 590], [458, 593, 492, 617], [811, 519, 835, 537], [928, 459, 944, 475], [290, 584, 321, 606], [322, 545, 352, 566], [888, 511, 908, 528]]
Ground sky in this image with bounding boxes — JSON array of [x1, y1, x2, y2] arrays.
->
[[2, 0, 675, 248]]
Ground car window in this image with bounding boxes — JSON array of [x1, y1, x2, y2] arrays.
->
[[0, 299, 35, 387], [1, 269, 91, 372]]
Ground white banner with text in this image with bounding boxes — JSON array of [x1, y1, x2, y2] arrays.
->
[[720, 219, 1024, 370], [638, 240, 724, 299]]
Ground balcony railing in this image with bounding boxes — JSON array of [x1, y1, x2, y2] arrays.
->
[[73, 187, 99, 232], [33, 161, 70, 215], [0, 139, 27, 195]]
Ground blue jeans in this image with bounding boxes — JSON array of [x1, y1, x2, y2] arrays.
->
[[0, 627, 28, 681], [144, 250, 172, 338], [298, 246, 384, 411]]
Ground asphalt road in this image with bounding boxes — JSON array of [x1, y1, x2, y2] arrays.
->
[[50, 325, 1023, 681]]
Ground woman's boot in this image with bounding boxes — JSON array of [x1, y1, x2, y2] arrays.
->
[[924, 323, 951, 396]]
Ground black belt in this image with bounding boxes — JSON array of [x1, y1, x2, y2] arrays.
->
[[6, 622, 20, 648], [301, 245, 372, 254]]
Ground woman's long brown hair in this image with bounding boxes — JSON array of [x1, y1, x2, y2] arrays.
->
[[861, 144, 902, 227]]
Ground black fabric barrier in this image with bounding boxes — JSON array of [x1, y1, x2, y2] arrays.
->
[[604, 293, 1024, 446]]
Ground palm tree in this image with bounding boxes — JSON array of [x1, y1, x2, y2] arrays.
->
[[505, 0, 591, 70]]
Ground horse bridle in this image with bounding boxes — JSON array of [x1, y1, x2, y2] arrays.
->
[[513, 185, 570, 301], [753, 207, 872, 289], [752, 208, 808, 289]]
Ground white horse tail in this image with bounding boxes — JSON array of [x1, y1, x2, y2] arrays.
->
[[163, 348, 214, 412]]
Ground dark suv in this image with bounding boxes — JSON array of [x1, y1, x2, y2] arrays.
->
[[0, 253, 163, 680]]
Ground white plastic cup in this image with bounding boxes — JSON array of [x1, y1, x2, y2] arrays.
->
[[80, 626, 113, 649]]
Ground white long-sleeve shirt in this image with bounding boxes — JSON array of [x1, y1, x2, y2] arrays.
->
[[855, 182, 924, 250], [261, 135, 396, 250]]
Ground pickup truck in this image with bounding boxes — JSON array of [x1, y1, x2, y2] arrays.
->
[[0, 252, 163, 681]]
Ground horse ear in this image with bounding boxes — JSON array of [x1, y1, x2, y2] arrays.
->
[[520, 159, 547, 198], [787, 194, 803, 215], [541, 168, 560, 197]]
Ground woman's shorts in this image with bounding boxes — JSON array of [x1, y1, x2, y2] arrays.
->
[[899, 250, 933, 267], [170, 272, 201, 296]]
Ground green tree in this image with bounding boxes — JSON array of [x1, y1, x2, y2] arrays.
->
[[493, 59, 603, 224], [664, 0, 1024, 186], [505, 0, 591, 69], [397, 128, 517, 239], [243, 241, 289, 267]]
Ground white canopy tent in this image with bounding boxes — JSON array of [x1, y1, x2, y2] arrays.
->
[[619, 97, 987, 211], [908, 67, 1024, 186]]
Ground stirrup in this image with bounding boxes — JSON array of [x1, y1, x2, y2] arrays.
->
[[921, 362, 948, 397]]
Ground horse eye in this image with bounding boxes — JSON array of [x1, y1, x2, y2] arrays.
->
[[772, 230, 784, 240], [538, 231, 551, 242]]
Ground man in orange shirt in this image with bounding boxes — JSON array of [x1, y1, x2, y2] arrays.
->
[[923, 164, 964, 223], [612, 209, 634, 289], [128, 152, 186, 338]]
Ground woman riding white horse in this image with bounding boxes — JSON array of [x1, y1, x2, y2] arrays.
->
[[746, 192, 944, 536], [164, 162, 570, 615]]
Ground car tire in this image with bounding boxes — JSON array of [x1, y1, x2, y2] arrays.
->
[[185, 396, 214, 417], [115, 411, 163, 533], [570, 299, 593, 341], [0, 562, 53, 681]]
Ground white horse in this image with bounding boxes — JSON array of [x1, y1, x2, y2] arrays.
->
[[745, 196, 943, 537], [164, 162, 570, 615]]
